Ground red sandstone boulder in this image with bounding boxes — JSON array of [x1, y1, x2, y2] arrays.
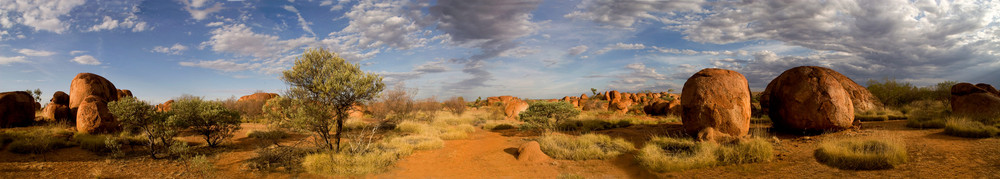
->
[[0, 91, 36, 128], [681, 68, 751, 138], [117, 89, 133, 99], [42, 103, 71, 123], [951, 83, 1000, 118], [52, 91, 70, 106], [238, 92, 279, 102], [813, 67, 883, 112], [156, 100, 174, 112], [761, 66, 855, 132], [76, 95, 119, 134], [69, 73, 119, 116]]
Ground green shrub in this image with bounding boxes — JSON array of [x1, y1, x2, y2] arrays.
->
[[244, 146, 315, 171], [75, 134, 113, 153], [903, 100, 951, 129], [537, 134, 634, 160], [814, 137, 907, 170], [303, 141, 413, 176], [635, 137, 718, 172], [557, 119, 632, 132], [389, 135, 444, 150], [248, 130, 290, 140], [944, 119, 999, 138], [520, 102, 581, 133], [482, 120, 518, 130], [170, 97, 242, 147], [866, 79, 955, 107], [189, 155, 216, 177], [109, 96, 178, 158], [715, 138, 774, 164]]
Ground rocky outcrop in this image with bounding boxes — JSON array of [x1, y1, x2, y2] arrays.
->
[[69, 73, 119, 117], [238, 92, 279, 102], [951, 83, 1000, 118], [761, 66, 855, 132], [681, 68, 751, 138], [0, 91, 36, 128]]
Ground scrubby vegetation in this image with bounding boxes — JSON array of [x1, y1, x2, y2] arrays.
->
[[636, 137, 718, 172], [170, 96, 242, 147], [903, 100, 951, 128], [443, 96, 467, 116], [866, 79, 955, 107], [389, 135, 444, 150], [537, 134, 634, 160], [109, 97, 178, 157], [814, 136, 907, 170], [244, 146, 316, 172], [520, 101, 581, 133], [302, 141, 413, 176], [944, 118, 999, 138], [636, 136, 774, 172]]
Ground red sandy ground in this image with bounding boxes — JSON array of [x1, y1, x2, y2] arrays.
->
[[1, 121, 999, 178]]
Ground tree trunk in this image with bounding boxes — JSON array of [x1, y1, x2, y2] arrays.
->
[[334, 112, 344, 152]]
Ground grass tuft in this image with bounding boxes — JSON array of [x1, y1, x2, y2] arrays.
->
[[244, 146, 314, 172], [814, 136, 907, 170], [635, 137, 717, 172], [715, 138, 775, 164], [943, 118, 999, 138], [302, 141, 413, 176], [537, 134, 634, 160], [389, 135, 444, 150]]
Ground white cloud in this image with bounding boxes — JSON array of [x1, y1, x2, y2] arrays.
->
[[565, 0, 704, 28], [334, 0, 426, 50], [0, 56, 27, 65], [17, 49, 55, 56], [89, 16, 119, 31], [0, 0, 87, 33], [151, 43, 189, 55], [413, 60, 448, 73], [198, 24, 327, 73], [594, 43, 646, 54], [85, 6, 149, 32], [566, 45, 588, 56], [69, 50, 87, 55], [71, 55, 101, 65], [605, 62, 673, 91], [283, 5, 316, 36], [180, 0, 224, 21], [179, 59, 260, 72], [205, 21, 223, 27]]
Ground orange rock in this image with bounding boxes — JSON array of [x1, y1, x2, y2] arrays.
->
[[238, 92, 279, 102], [813, 67, 883, 112], [52, 91, 69, 106], [42, 103, 71, 123], [69, 73, 119, 118], [156, 100, 174, 112], [76, 95, 119, 134], [117, 89, 133, 99], [0, 91, 36, 128], [761, 66, 855, 132], [951, 83, 1000, 118], [517, 141, 551, 163], [681, 68, 751, 138]]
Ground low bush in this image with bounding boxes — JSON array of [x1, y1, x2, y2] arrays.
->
[[482, 121, 517, 130], [814, 137, 907, 170], [189, 155, 216, 177], [244, 146, 315, 171], [537, 134, 634, 160], [903, 100, 950, 129], [520, 101, 581, 133], [944, 118, 999, 138], [7, 136, 71, 154], [636, 137, 717, 172], [303, 141, 413, 176], [389, 135, 444, 150], [247, 130, 290, 140], [557, 119, 632, 132]]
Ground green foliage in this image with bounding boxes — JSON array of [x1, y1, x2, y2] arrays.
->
[[109, 97, 177, 158], [264, 96, 338, 149], [189, 155, 217, 177], [1, 127, 73, 154], [901, 100, 950, 128], [636, 137, 718, 172], [170, 97, 242, 147], [537, 134, 634, 160], [220, 95, 269, 122], [590, 88, 598, 96], [443, 96, 467, 116], [247, 130, 289, 140], [281, 48, 385, 151], [866, 79, 956, 107], [814, 137, 908, 170], [24, 88, 41, 103], [557, 119, 632, 132], [520, 101, 581, 133]]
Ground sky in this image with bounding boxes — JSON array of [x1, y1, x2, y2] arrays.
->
[[1, 0, 999, 104]]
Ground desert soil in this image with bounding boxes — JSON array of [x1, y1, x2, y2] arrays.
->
[[2, 120, 998, 179]]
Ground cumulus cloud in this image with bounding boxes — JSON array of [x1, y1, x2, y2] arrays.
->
[[17, 49, 55, 56], [0, 0, 86, 33], [71, 55, 101, 65], [151, 43, 189, 55], [180, 0, 224, 21], [179, 59, 261, 72], [566, 45, 588, 56], [565, 0, 704, 28], [332, 0, 426, 50], [657, 0, 1000, 86], [0, 56, 27, 65], [429, 0, 543, 92], [605, 62, 676, 91], [594, 42, 646, 54], [204, 24, 293, 58]]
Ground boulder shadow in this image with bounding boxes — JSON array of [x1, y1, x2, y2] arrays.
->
[[503, 147, 519, 158]]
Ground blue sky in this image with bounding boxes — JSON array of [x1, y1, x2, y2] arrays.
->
[[1, 0, 999, 104]]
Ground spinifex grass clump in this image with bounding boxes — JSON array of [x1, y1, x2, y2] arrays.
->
[[944, 118, 1000, 138], [302, 141, 413, 176], [537, 134, 634, 160], [636, 137, 717, 172], [389, 135, 444, 150], [814, 137, 907, 170], [903, 100, 950, 129], [636, 137, 775, 172]]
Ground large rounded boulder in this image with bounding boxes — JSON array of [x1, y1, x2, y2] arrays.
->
[[761, 66, 855, 132], [681, 68, 751, 138], [52, 91, 70, 106], [69, 73, 119, 114], [950, 83, 1000, 118], [42, 103, 71, 123], [76, 95, 119, 134], [0, 91, 37, 128], [814, 67, 883, 112]]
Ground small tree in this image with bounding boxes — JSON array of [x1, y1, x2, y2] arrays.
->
[[443, 96, 466, 115], [109, 97, 178, 158], [263, 96, 335, 148], [170, 97, 242, 147], [367, 83, 415, 125], [25, 89, 41, 103], [519, 101, 581, 133], [281, 48, 385, 151], [591, 88, 598, 96]]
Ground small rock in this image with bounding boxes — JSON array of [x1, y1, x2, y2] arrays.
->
[[802, 136, 812, 140]]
